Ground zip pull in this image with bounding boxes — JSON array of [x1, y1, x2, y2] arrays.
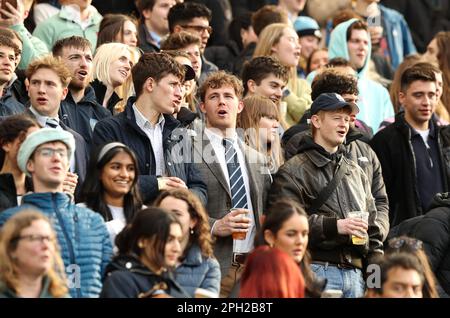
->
[[426, 148, 434, 169]]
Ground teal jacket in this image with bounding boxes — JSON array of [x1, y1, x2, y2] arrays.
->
[[0, 192, 113, 298], [0, 276, 69, 298], [328, 18, 394, 131], [11, 23, 49, 70], [32, 5, 102, 50]]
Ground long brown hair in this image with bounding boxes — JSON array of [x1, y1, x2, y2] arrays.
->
[[254, 23, 299, 94], [434, 31, 450, 110], [154, 189, 213, 258], [237, 95, 284, 173], [97, 14, 138, 49], [0, 210, 68, 297], [115, 208, 182, 272]]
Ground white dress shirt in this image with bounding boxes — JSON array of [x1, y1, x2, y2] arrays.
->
[[133, 104, 166, 176]]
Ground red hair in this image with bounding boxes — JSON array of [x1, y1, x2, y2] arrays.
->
[[239, 246, 305, 298]]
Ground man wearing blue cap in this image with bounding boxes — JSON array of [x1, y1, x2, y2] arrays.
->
[[0, 128, 113, 298], [270, 92, 382, 298]]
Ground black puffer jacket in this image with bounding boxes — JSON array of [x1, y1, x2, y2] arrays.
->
[[389, 192, 450, 296], [100, 254, 189, 298]]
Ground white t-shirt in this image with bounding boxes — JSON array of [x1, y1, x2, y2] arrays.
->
[[76, 203, 126, 253], [105, 205, 126, 252], [417, 129, 430, 149]]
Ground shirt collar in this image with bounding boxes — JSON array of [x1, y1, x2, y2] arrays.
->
[[29, 106, 59, 127], [205, 127, 237, 146], [149, 31, 162, 48], [6, 73, 17, 89], [133, 103, 165, 130]]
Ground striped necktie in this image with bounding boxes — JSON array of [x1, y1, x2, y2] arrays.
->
[[223, 138, 248, 209], [46, 117, 59, 129]]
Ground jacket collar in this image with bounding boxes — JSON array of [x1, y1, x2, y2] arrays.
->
[[181, 244, 203, 266], [394, 111, 438, 138], [138, 23, 160, 50], [91, 79, 121, 109], [124, 97, 181, 140], [22, 192, 71, 210], [65, 85, 98, 107]]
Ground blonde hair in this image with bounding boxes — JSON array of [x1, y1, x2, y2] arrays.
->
[[237, 95, 284, 172], [92, 43, 141, 113], [253, 23, 299, 94], [0, 210, 68, 297]]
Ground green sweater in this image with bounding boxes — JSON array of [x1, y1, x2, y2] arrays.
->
[[32, 5, 102, 51]]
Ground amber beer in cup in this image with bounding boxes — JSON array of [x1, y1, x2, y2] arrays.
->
[[231, 209, 248, 240], [347, 211, 369, 245]]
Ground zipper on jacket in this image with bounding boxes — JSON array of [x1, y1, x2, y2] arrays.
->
[[52, 193, 81, 298], [406, 129, 423, 214], [437, 130, 449, 191]]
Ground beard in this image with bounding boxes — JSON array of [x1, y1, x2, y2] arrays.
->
[[69, 79, 88, 92]]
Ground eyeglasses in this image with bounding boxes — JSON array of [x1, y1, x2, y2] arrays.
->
[[388, 237, 423, 251], [15, 235, 56, 244], [36, 147, 68, 159], [180, 24, 212, 34]]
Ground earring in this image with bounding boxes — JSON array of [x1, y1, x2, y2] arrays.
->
[[190, 228, 194, 235], [138, 242, 145, 248], [269, 243, 274, 248]]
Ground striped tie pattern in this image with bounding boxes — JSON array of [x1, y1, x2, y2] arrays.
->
[[46, 118, 59, 129], [223, 138, 248, 209]]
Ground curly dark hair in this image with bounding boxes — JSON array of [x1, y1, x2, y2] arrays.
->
[[154, 189, 214, 258], [311, 68, 359, 101]]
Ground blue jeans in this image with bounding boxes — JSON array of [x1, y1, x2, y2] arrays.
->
[[311, 263, 365, 298]]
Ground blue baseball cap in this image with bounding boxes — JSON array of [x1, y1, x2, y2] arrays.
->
[[310, 93, 359, 115], [293, 16, 322, 39]]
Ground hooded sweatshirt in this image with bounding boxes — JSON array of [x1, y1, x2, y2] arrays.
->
[[328, 18, 394, 131]]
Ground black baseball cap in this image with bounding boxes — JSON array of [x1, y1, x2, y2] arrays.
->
[[310, 93, 359, 115], [183, 64, 196, 81]]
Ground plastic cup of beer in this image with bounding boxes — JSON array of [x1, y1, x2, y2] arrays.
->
[[347, 211, 369, 245], [231, 208, 248, 240]]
